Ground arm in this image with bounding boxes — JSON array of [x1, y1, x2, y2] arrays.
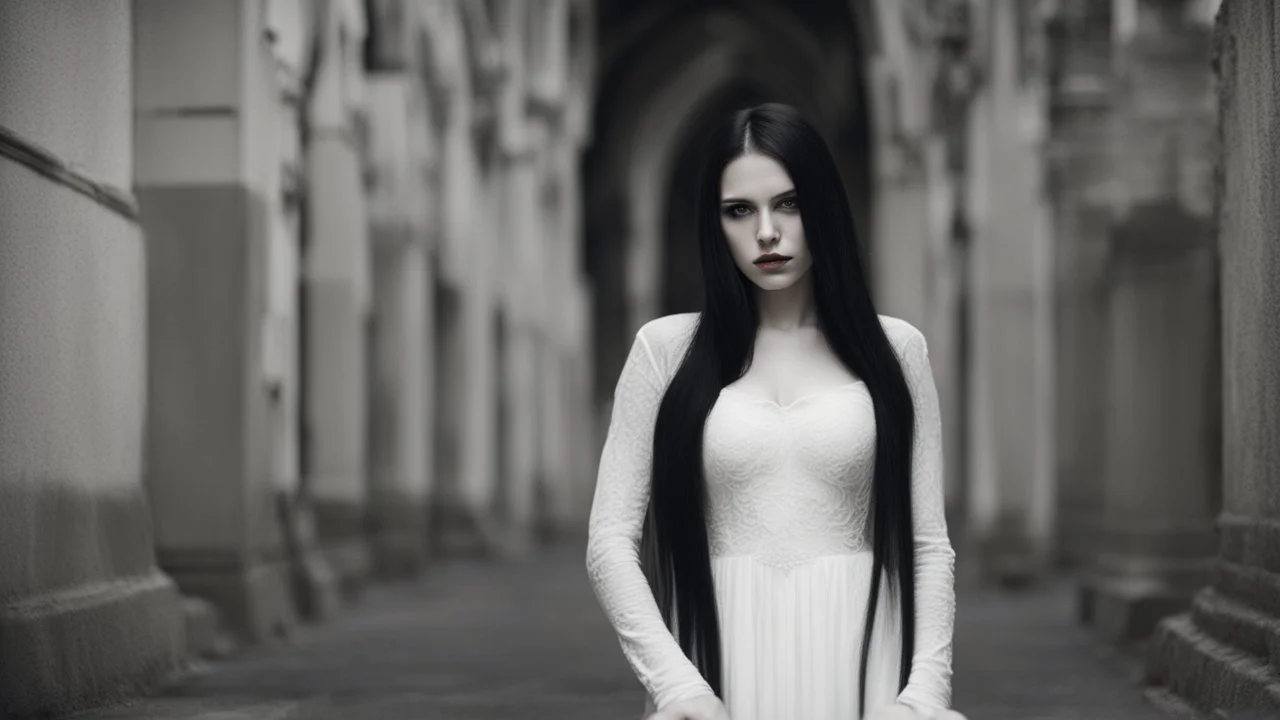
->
[[895, 332, 958, 718], [585, 329, 716, 708]]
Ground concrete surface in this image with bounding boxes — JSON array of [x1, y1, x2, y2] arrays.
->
[[61, 545, 1181, 720]]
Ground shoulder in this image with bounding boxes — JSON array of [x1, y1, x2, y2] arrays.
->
[[638, 312, 700, 342], [635, 312, 700, 377], [877, 314, 928, 358]]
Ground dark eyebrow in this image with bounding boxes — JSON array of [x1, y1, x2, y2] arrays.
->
[[720, 188, 797, 205]]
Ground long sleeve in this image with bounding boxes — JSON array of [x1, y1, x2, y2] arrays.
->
[[894, 331, 958, 717], [585, 328, 716, 709]]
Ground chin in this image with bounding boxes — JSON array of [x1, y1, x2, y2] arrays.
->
[[747, 271, 802, 291]]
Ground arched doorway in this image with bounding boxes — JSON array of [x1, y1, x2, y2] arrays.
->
[[583, 2, 874, 411]]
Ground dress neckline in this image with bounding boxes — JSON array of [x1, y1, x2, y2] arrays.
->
[[719, 381, 867, 410]]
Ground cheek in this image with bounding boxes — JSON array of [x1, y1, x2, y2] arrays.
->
[[721, 222, 753, 258], [784, 216, 805, 239], [785, 219, 808, 254]]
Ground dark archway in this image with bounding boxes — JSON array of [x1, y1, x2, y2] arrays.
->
[[583, 1, 875, 412]]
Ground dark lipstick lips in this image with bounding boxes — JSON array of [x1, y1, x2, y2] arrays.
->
[[754, 254, 791, 264]]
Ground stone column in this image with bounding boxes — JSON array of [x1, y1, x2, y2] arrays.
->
[[364, 70, 432, 578], [494, 155, 542, 552], [1086, 0, 1219, 646], [458, 174, 502, 553], [0, 3, 185, 713], [133, 0, 299, 644], [1149, 0, 1280, 713], [1090, 217, 1218, 643], [418, 0, 506, 557], [1045, 0, 1114, 574], [965, 0, 1057, 585], [263, 0, 341, 626], [531, 122, 583, 541], [303, 0, 372, 594], [868, 0, 972, 531]]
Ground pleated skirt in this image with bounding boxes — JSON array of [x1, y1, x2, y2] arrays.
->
[[641, 552, 904, 720]]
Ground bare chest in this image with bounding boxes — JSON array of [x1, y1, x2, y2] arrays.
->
[[722, 332, 862, 407]]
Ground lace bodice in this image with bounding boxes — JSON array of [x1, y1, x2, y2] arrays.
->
[[585, 312, 956, 715], [705, 380, 876, 569]]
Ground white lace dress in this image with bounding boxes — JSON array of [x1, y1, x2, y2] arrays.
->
[[585, 313, 956, 720]]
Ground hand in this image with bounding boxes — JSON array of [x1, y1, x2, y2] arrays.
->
[[645, 693, 732, 720]]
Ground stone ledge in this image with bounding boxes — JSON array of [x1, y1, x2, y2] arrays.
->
[[1212, 559, 1280, 621], [1149, 613, 1280, 715], [165, 559, 297, 646], [1219, 514, 1280, 576], [1190, 587, 1280, 667], [0, 570, 184, 718], [1091, 574, 1193, 644]]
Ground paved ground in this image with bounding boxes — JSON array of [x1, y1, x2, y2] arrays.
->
[[68, 544, 1175, 720]]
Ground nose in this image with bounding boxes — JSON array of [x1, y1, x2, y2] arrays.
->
[[757, 211, 780, 244]]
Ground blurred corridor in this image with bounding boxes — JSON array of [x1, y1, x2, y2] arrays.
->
[[63, 546, 1171, 720], [1, 0, 1276, 718]]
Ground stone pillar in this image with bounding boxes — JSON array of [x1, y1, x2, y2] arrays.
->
[[1045, 0, 1114, 574], [1086, 0, 1219, 646], [0, 3, 185, 714], [484, 0, 542, 554], [528, 120, 581, 541], [429, 0, 506, 556], [263, 0, 341, 626], [457, 180, 502, 552], [492, 155, 542, 551], [965, 0, 1057, 585], [303, 0, 372, 594], [1149, 0, 1280, 713], [133, 0, 299, 644], [364, 71, 431, 578], [1091, 218, 1218, 643], [417, 0, 504, 557]]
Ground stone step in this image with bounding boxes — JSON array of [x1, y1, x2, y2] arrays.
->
[[1190, 587, 1280, 667], [1149, 612, 1280, 715], [1143, 686, 1213, 719]]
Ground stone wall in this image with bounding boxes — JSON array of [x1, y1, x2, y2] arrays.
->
[[0, 2, 184, 715], [1148, 1, 1280, 714]]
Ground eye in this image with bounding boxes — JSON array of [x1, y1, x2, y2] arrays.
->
[[722, 203, 752, 218], [777, 196, 799, 211]]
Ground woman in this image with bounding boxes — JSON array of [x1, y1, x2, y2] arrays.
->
[[585, 103, 965, 720]]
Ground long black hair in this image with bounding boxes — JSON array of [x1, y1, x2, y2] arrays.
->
[[638, 103, 917, 716]]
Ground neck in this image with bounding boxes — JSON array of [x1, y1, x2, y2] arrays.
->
[[754, 273, 817, 331]]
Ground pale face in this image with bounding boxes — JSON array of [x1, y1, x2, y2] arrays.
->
[[718, 152, 813, 291]]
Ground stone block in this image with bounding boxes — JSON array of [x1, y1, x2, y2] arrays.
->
[[1092, 574, 1194, 645], [0, 572, 185, 718], [161, 553, 297, 647], [1150, 613, 1280, 715], [313, 498, 373, 598]]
